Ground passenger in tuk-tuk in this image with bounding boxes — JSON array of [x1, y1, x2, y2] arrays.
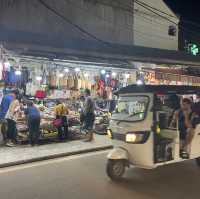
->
[[170, 98, 198, 158]]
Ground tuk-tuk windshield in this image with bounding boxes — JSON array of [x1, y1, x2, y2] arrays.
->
[[112, 96, 149, 122]]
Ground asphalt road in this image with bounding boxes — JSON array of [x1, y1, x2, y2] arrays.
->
[[0, 151, 200, 199]]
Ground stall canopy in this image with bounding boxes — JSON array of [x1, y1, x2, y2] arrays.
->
[[2, 32, 200, 67]]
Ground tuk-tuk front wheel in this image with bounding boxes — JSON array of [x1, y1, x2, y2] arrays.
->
[[106, 160, 125, 181], [195, 157, 200, 167]]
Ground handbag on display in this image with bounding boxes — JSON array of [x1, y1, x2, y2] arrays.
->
[[50, 71, 57, 87], [52, 118, 62, 128], [68, 74, 73, 89], [74, 74, 78, 90], [78, 74, 82, 90]]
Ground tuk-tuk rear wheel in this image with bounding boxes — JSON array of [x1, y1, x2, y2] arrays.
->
[[106, 160, 125, 181], [195, 158, 200, 167]]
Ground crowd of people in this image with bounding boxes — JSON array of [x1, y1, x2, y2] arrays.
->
[[0, 88, 95, 147]]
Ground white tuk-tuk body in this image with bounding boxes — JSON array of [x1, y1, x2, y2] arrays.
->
[[108, 93, 155, 169], [107, 85, 200, 179]]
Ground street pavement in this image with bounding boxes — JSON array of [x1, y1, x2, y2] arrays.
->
[[0, 151, 199, 199], [0, 134, 112, 167]]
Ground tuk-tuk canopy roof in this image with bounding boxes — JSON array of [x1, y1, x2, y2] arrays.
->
[[117, 85, 200, 95]]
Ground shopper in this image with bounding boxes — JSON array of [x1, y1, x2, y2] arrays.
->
[[54, 100, 69, 141], [0, 90, 16, 141], [5, 90, 20, 147], [0, 90, 16, 120], [82, 89, 95, 142], [25, 101, 41, 146]]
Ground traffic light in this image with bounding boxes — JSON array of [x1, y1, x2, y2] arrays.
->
[[188, 43, 199, 56]]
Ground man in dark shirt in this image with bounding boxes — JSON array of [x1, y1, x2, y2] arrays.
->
[[82, 89, 95, 142], [25, 101, 41, 146]]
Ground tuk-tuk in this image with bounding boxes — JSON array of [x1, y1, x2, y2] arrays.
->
[[106, 85, 200, 181]]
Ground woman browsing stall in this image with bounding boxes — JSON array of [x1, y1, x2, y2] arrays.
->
[[5, 90, 20, 147], [54, 100, 69, 140]]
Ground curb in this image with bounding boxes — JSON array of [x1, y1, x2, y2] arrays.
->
[[0, 145, 113, 168]]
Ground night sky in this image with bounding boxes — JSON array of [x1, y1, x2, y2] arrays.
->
[[164, 0, 200, 47], [165, 0, 200, 21]]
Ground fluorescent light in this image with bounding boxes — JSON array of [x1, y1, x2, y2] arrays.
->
[[15, 70, 21, 75], [101, 69, 106, 75], [36, 76, 42, 81], [106, 74, 110, 78]]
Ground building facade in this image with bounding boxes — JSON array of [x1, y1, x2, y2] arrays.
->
[[133, 0, 179, 50], [0, 0, 179, 52]]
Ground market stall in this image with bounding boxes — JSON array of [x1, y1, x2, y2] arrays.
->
[[0, 47, 138, 144]]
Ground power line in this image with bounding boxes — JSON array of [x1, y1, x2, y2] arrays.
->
[[136, 0, 200, 29], [37, 0, 110, 46], [134, 0, 200, 41], [65, 0, 177, 42], [135, 0, 177, 18]]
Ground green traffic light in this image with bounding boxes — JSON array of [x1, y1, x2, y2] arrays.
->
[[190, 44, 199, 56]]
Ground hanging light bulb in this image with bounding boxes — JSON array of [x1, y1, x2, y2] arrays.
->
[[112, 72, 117, 77], [75, 68, 80, 72], [125, 73, 130, 79], [106, 74, 110, 78], [101, 69, 106, 75], [15, 70, 21, 76], [137, 79, 144, 85], [84, 73, 89, 77], [64, 68, 69, 73], [36, 76, 42, 81], [58, 73, 64, 78]]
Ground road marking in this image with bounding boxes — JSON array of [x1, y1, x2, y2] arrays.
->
[[0, 150, 110, 174]]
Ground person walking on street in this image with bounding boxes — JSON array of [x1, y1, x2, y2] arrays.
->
[[25, 101, 41, 146]]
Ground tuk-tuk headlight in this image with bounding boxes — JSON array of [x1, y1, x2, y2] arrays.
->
[[125, 133, 144, 143], [107, 129, 112, 139]]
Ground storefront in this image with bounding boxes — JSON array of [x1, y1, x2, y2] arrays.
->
[[142, 68, 200, 86]]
